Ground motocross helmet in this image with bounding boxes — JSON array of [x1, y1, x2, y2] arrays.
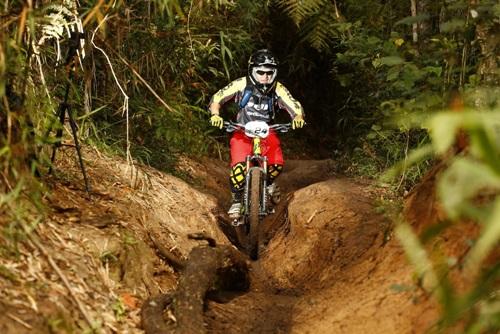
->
[[248, 49, 278, 94]]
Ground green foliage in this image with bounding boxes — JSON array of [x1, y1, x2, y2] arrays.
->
[[395, 222, 440, 293], [274, 0, 498, 188], [273, 1, 498, 331], [273, 0, 340, 52], [111, 297, 127, 321], [151, 0, 185, 23], [100, 250, 119, 265], [122, 231, 138, 246], [78, 0, 267, 173], [0, 0, 269, 197], [46, 313, 76, 334], [395, 14, 431, 26], [274, 0, 325, 26], [392, 88, 500, 332]]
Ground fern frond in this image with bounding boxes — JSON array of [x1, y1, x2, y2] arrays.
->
[[299, 6, 338, 52], [273, 0, 327, 26], [273, 0, 339, 51], [32, 2, 84, 66], [38, 4, 78, 45]]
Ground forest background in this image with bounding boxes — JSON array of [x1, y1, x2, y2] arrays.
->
[[1, 0, 499, 332]]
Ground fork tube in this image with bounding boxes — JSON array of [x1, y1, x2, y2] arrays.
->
[[245, 156, 251, 211], [246, 155, 250, 172], [262, 157, 268, 214]]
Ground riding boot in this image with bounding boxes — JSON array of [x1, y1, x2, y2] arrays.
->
[[266, 183, 281, 204], [228, 191, 243, 218]]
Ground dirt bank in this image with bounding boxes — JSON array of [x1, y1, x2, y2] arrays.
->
[[0, 148, 476, 333]]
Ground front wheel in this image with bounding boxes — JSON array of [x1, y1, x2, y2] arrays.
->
[[247, 168, 262, 260]]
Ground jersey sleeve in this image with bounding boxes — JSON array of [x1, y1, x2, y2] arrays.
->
[[275, 82, 304, 119], [209, 77, 247, 105]]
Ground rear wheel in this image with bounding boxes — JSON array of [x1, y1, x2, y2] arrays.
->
[[248, 168, 262, 260]]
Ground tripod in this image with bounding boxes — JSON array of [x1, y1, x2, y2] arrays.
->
[[47, 31, 90, 193]]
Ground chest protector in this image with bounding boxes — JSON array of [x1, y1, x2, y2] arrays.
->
[[237, 78, 276, 124]]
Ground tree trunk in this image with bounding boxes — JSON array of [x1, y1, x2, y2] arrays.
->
[[469, 0, 499, 110], [475, 22, 499, 86], [417, 0, 430, 37], [410, 0, 418, 43]]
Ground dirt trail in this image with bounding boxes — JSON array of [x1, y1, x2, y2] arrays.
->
[[0, 149, 475, 333], [203, 164, 437, 334]]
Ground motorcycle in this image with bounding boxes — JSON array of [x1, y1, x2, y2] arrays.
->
[[224, 121, 291, 260]]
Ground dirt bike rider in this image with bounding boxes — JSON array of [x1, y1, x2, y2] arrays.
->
[[208, 49, 305, 218]]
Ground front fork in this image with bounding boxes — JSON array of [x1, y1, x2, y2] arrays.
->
[[232, 138, 268, 227]]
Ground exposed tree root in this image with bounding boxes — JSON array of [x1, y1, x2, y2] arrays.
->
[[141, 235, 249, 334], [141, 294, 174, 334], [147, 230, 187, 271]]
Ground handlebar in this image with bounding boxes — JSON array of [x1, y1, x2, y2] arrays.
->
[[223, 121, 291, 133]]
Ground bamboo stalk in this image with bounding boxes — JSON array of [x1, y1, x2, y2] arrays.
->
[[16, 5, 28, 44], [187, 0, 197, 62]]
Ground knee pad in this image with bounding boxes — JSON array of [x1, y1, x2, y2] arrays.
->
[[268, 164, 283, 183], [229, 162, 246, 191]]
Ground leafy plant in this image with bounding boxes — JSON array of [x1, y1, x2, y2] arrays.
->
[[392, 88, 500, 332], [265, 0, 500, 329], [111, 297, 127, 321]]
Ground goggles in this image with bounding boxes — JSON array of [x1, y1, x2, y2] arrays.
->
[[256, 70, 275, 76], [251, 66, 278, 89]]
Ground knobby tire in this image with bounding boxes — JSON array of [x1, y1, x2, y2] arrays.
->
[[248, 168, 262, 260]]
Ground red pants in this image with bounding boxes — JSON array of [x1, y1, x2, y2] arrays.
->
[[230, 130, 284, 166]]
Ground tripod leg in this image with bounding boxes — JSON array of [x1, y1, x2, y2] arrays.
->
[[67, 107, 91, 193], [48, 103, 68, 175]]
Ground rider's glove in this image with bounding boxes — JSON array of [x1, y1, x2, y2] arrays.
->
[[292, 116, 305, 130], [210, 114, 224, 129]]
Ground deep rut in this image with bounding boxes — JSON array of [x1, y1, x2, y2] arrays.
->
[[204, 177, 388, 333]]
